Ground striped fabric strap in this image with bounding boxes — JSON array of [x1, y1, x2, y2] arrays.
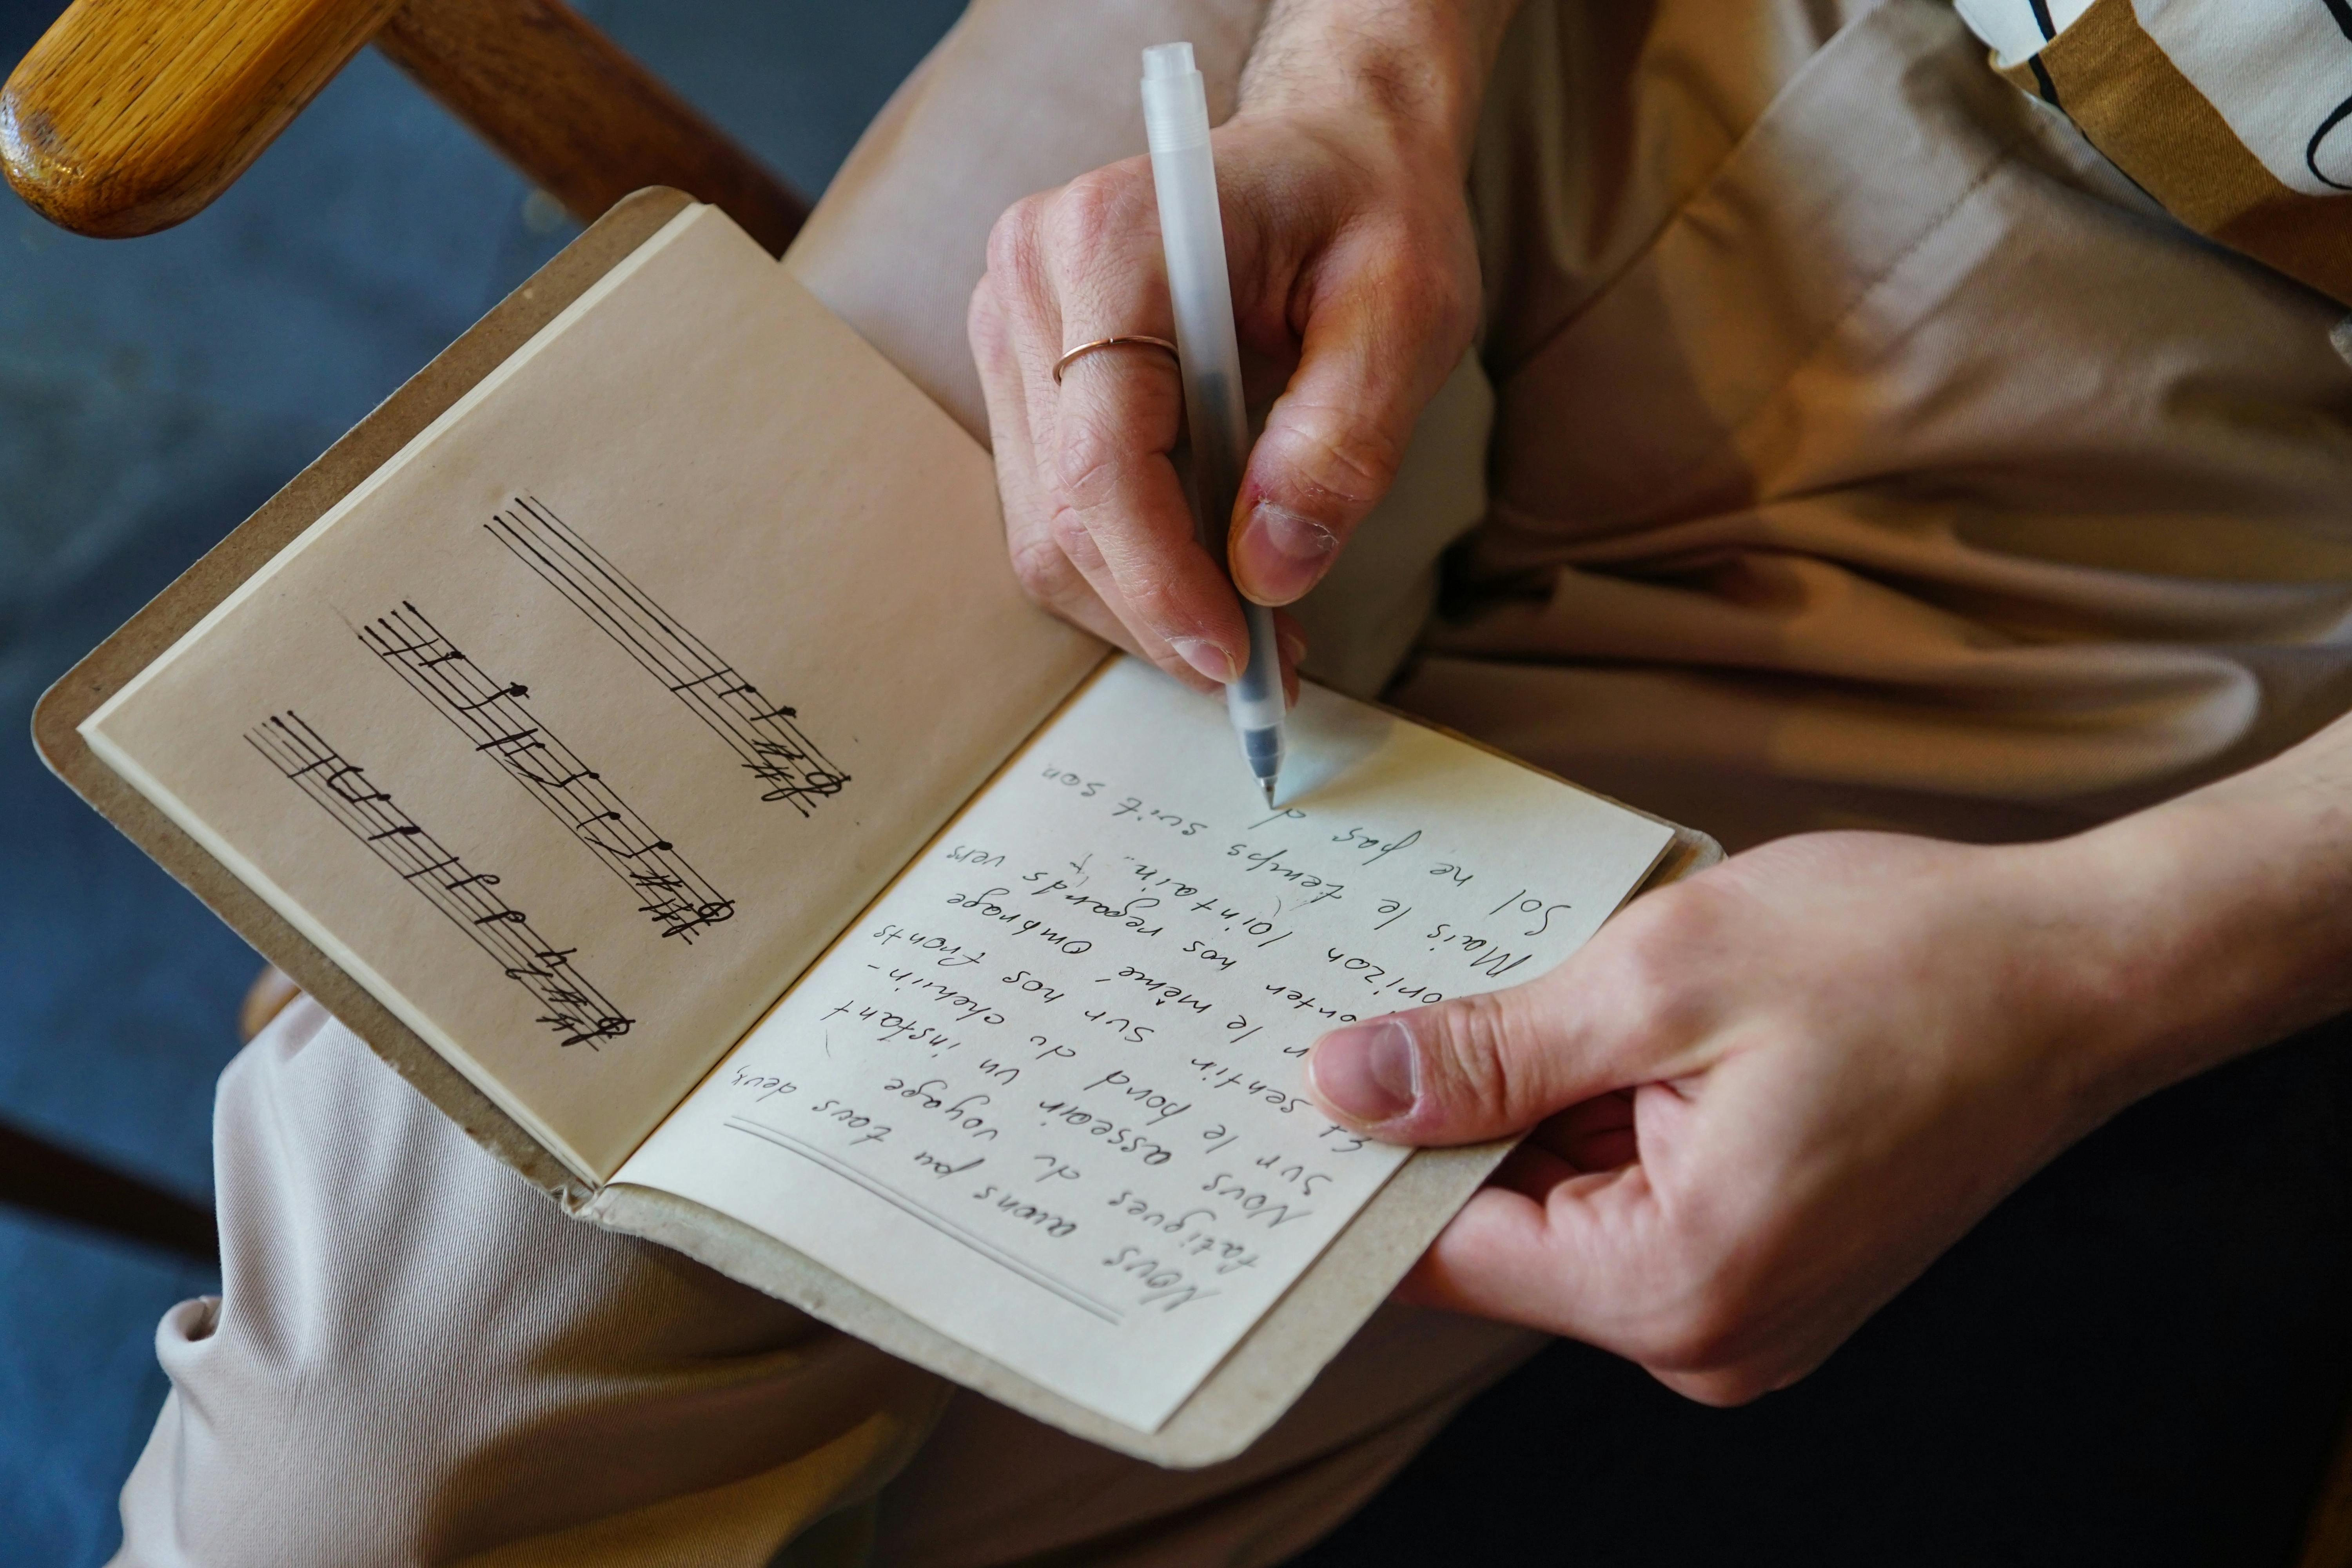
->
[[1955, 0, 2352, 305], [1953, 0, 2093, 73]]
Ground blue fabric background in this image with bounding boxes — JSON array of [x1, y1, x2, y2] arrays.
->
[[0, 4, 959, 1558]]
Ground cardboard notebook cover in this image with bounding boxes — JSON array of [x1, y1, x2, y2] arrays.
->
[[35, 187, 1723, 1467]]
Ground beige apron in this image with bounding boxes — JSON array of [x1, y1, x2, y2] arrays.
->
[[1395, 0, 2352, 849]]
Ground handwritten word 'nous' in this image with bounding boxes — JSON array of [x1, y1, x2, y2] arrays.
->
[[1096, 1250, 1223, 1316], [1199, 1171, 1318, 1228], [1101, 1245, 1221, 1310]]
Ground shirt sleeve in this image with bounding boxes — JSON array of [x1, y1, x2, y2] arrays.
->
[[1955, 0, 2352, 306]]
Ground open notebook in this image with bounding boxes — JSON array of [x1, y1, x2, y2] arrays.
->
[[43, 191, 1718, 1465]]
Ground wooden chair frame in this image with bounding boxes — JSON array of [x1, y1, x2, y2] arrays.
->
[[0, 0, 806, 252]]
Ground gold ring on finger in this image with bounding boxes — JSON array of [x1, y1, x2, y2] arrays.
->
[[1052, 335, 1181, 385]]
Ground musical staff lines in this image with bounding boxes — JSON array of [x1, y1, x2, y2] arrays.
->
[[247, 713, 633, 1049], [486, 496, 850, 817], [358, 603, 735, 944]]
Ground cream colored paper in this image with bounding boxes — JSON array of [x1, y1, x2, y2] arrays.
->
[[615, 658, 1675, 1431], [82, 205, 1100, 1181]]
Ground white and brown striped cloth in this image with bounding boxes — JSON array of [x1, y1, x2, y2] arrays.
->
[[1956, 0, 2352, 302]]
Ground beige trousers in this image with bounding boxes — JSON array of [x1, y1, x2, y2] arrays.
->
[[114, 0, 2352, 1559], [111, 5, 1542, 1564], [109, 999, 1536, 1566]]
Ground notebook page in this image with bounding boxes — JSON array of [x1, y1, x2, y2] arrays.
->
[[615, 658, 1675, 1431], [81, 205, 1099, 1181]]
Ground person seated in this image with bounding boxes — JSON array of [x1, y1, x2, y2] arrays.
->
[[109, 1, 2352, 1563]]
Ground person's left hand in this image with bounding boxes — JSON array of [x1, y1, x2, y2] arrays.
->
[[1301, 828, 2174, 1404]]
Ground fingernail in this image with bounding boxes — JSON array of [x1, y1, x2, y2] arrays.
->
[[1310, 1017, 1417, 1124], [1236, 503, 1337, 603], [1169, 636, 1237, 684]]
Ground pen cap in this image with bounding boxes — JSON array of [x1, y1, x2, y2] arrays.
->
[[1140, 43, 1210, 150]]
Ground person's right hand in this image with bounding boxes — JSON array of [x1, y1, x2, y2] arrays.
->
[[1300, 771, 2352, 1403], [1303, 830, 2153, 1404], [966, 15, 1496, 691]]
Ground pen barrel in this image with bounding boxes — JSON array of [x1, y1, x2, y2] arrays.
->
[[1145, 43, 1284, 791], [1141, 47, 1251, 567], [1227, 604, 1286, 730]]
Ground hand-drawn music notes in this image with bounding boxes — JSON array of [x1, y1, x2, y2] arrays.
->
[[357, 603, 735, 944], [247, 713, 633, 1048], [486, 497, 851, 816]]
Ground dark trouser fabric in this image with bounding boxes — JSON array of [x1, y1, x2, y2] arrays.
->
[[1294, 1015, 2352, 1568]]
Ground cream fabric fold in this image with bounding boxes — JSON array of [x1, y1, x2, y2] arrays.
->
[[1394, 0, 2352, 849], [112, 999, 947, 1568]]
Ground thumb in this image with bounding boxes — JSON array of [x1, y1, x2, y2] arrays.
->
[[1228, 247, 1472, 605], [1304, 974, 1617, 1147]]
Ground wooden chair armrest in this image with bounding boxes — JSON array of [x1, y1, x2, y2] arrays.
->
[[375, 0, 806, 256], [4, 0, 807, 253], [2, 0, 405, 238], [0, 1117, 218, 1263]]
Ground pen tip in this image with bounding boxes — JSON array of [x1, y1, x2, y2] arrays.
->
[[1261, 780, 1276, 808]]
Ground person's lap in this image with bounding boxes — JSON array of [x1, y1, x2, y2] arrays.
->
[[113, 6, 1535, 1560], [109, 0, 2352, 1559], [130, 950, 2352, 1563], [111, 998, 1539, 1566]]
